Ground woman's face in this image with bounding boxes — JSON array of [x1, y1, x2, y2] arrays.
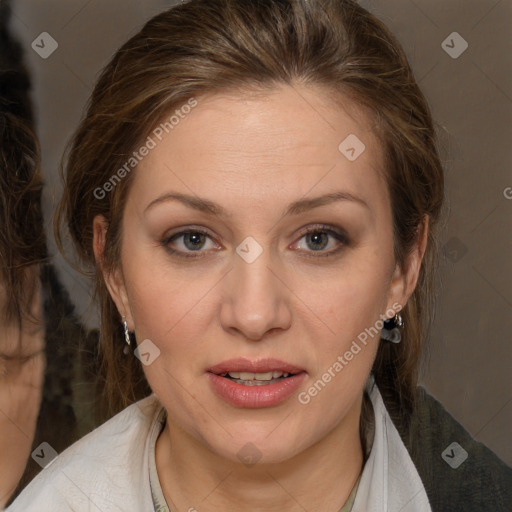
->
[[97, 84, 423, 464]]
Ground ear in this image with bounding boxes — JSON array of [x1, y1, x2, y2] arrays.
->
[[92, 215, 134, 328], [386, 215, 429, 314]]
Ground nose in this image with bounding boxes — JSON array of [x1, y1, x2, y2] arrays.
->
[[219, 246, 292, 341]]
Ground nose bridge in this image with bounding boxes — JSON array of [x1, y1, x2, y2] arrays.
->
[[220, 238, 291, 340]]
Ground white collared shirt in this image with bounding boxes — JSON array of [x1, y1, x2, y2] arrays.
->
[[351, 378, 432, 512]]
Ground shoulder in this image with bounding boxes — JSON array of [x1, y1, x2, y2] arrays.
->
[[7, 394, 163, 512], [389, 386, 512, 512]]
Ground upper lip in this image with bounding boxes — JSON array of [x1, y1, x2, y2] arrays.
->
[[208, 358, 304, 375]]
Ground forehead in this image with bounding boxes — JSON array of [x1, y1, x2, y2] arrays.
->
[[131, 84, 388, 214]]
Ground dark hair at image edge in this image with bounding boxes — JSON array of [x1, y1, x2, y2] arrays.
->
[[55, 0, 445, 424], [0, 0, 47, 330]]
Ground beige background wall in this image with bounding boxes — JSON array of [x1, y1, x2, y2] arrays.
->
[[9, 0, 511, 464]]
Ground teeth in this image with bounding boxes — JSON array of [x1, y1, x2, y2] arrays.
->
[[255, 372, 273, 381], [226, 371, 290, 380]]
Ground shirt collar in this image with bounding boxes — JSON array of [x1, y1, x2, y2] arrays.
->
[[351, 376, 432, 512]]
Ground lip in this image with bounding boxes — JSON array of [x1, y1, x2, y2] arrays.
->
[[207, 357, 304, 375], [207, 358, 307, 408]]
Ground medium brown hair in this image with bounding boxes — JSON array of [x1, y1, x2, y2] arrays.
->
[[56, 0, 444, 419], [0, 0, 46, 331], [0, 111, 46, 328]]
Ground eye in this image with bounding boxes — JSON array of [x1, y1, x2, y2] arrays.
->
[[292, 224, 348, 257], [161, 224, 348, 260], [162, 228, 219, 258]]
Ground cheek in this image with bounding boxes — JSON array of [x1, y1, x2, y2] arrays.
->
[[295, 252, 391, 334], [294, 265, 387, 421], [121, 234, 191, 324], [288, 250, 392, 402], [122, 249, 218, 367], [128, 274, 202, 343]]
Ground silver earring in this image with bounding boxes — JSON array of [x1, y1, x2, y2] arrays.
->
[[122, 316, 137, 352], [381, 313, 404, 344], [123, 320, 131, 347]]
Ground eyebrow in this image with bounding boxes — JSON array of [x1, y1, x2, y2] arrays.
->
[[144, 190, 371, 217]]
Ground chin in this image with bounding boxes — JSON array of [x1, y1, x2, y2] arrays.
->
[[200, 422, 312, 467]]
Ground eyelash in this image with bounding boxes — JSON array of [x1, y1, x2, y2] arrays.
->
[[161, 224, 349, 260]]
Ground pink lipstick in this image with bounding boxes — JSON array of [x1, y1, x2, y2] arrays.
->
[[207, 358, 307, 408]]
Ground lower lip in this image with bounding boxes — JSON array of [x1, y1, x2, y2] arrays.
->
[[207, 372, 307, 408]]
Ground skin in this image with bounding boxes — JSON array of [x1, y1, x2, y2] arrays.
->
[[94, 83, 428, 511], [0, 269, 45, 507]]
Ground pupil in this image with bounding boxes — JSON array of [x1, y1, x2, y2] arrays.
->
[[184, 232, 205, 250], [307, 232, 328, 250]]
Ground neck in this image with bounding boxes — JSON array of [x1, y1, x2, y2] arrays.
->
[[155, 397, 364, 512]]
